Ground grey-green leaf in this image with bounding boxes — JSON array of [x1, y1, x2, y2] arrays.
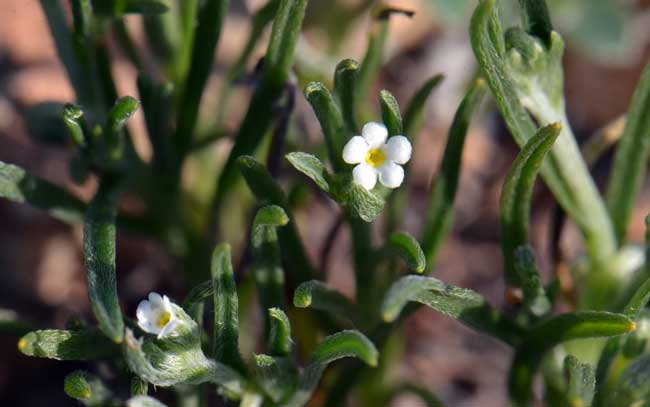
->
[[563, 355, 595, 407], [268, 308, 292, 356], [293, 280, 359, 323], [379, 90, 403, 136], [387, 231, 426, 273], [64, 370, 114, 406], [381, 275, 523, 345], [18, 329, 118, 360], [84, 180, 124, 342], [286, 152, 331, 193], [304, 82, 347, 172]]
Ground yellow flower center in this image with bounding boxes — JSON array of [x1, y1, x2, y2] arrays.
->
[[157, 311, 172, 328], [365, 148, 385, 167]]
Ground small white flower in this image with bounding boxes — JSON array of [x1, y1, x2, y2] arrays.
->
[[342, 122, 412, 190], [136, 292, 180, 339]]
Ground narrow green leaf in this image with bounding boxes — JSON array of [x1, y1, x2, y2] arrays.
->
[[471, 0, 618, 272], [0, 161, 85, 224], [254, 354, 296, 402], [403, 74, 444, 140], [84, 179, 124, 342], [126, 396, 168, 407], [268, 308, 292, 356], [500, 122, 560, 285], [285, 152, 331, 193], [174, 0, 229, 159], [381, 275, 522, 345], [420, 79, 486, 265], [18, 329, 118, 360], [387, 231, 426, 273], [213, 0, 307, 205], [64, 370, 114, 406], [304, 82, 347, 172], [107, 96, 139, 159], [283, 330, 378, 406], [509, 311, 635, 403], [62, 103, 87, 147], [379, 90, 403, 136], [238, 156, 315, 283], [334, 59, 360, 134], [293, 280, 359, 323], [182, 280, 212, 316], [514, 245, 551, 317], [211, 244, 246, 373], [518, 0, 553, 45], [606, 60, 650, 244], [563, 355, 595, 407], [252, 206, 288, 320]]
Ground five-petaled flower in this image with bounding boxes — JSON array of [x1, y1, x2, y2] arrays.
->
[[136, 292, 179, 339], [342, 122, 412, 190]]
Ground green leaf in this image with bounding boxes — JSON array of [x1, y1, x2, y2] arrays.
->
[[182, 280, 212, 316], [285, 152, 331, 193], [18, 329, 118, 360], [379, 90, 403, 136], [403, 74, 444, 140], [420, 79, 486, 265], [293, 280, 359, 323], [470, 0, 617, 272], [334, 59, 360, 134], [106, 96, 139, 160], [268, 308, 292, 356], [336, 175, 385, 222], [283, 330, 378, 406], [563, 355, 595, 407], [382, 275, 523, 345], [304, 82, 347, 172], [64, 370, 114, 406], [62, 103, 87, 148], [387, 231, 426, 273], [130, 377, 148, 397], [173, 0, 229, 159], [213, 0, 308, 205], [252, 206, 288, 322], [500, 122, 560, 285], [238, 156, 315, 283], [137, 75, 174, 173], [254, 354, 296, 402], [613, 354, 650, 405], [211, 244, 246, 373], [509, 311, 635, 403], [126, 396, 168, 407], [606, 60, 650, 244], [513, 245, 551, 317], [0, 161, 85, 224], [518, 0, 553, 45], [84, 179, 124, 342]]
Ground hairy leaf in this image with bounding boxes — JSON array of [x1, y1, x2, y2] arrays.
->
[[18, 329, 118, 360]]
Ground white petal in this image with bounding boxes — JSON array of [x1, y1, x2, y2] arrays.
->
[[342, 136, 369, 164], [385, 136, 412, 165], [361, 122, 388, 148], [158, 318, 179, 339], [138, 318, 159, 335], [353, 164, 378, 190], [162, 295, 173, 312], [148, 292, 164, 309], [136, 300, 152, 323], [379, 162, 405, 188]]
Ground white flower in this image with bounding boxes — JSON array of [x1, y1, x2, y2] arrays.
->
[[136, 292, 180, 339], [342, 122, 412, 190]]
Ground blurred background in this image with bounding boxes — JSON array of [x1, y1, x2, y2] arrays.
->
[[2, 0, 650, 405]]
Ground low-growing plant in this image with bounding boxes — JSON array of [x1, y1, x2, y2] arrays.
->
[[3, 0, 650, 405]]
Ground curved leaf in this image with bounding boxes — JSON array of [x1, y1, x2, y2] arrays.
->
[[509, 311, 635, 403], [211, 244, 246, 373], [500, 122, 560, 285], [420, 79, 486, 265], [268, 308, 293, 356], [293, 280, 359, 323], [381, 275, 522, 345], [387, 231, 426, 273], [304, 82, 347, 172], [606, 60, 650, 244], [18, 329, 118, 360], [254, 354, 296, 402], [0, 161, 85, 224], [403, 74, 444, 140], [84, 179, 124, 342], [285, 152, 331, 193], [283, 330, 377, 406], [513, 246, 551, 317], [379, 90, 403, 136], [334, 59, 359, 134], [64, 370, 114, 406]]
